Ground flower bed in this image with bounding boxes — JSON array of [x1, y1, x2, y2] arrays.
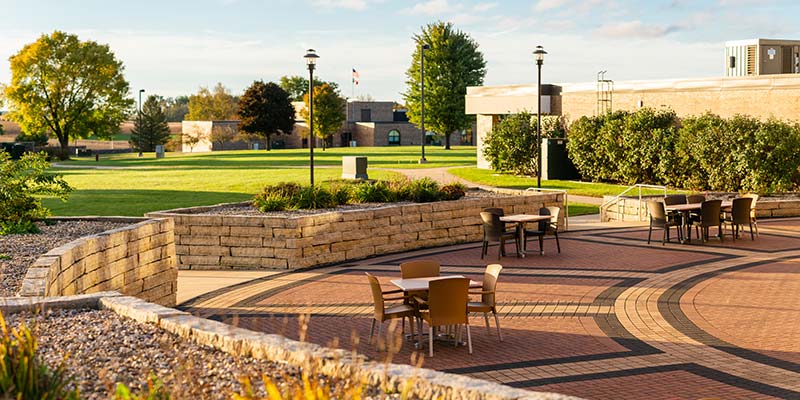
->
[[147, 189, 564, 270]]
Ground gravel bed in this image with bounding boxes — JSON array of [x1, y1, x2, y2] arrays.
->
[[0, 220, 131, 297], [196, 189, 513, 216], [7, 309, 392, 399]]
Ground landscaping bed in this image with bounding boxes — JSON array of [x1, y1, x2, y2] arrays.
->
[[6, 308, 390, 399], [0, 220, 130, 296]]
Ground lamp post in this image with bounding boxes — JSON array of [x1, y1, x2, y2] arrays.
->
[[138, 89, 145, 116], [533, 45, 547, 189], [304, 49, 319, 186], [419, 43, 430, 164]]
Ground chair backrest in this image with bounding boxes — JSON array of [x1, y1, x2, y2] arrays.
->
[[700, 200, 722, 225], [687, 194, 706, 204], [537, 207, 552, 231], [742, 193, 759, 216], [482, 264, 502, 306], [647, 201, 667, 224], [731, 197, 753, 224], [480, 212, 505, 241], [482, 207, 505, 216], [664, 194, 687, 205], [427, 277, 469, 326], [546, 206, 560, 231], [400, 260, 441, 279], [365, 272, 384, 321]]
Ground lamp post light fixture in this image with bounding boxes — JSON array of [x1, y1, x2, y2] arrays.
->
[[138, 89, 145, 116], [533, 45, 547, 189], [304, 49, 319, 186], [419, 43, 430, 164]]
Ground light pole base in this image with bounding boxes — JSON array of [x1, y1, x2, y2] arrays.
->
[[419, 158, 428, 164]]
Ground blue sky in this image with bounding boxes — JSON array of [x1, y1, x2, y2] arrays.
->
[[1, 0, 798, 102]]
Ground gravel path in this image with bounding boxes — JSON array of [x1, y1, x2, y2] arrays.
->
[[7, 309, 391, 399], [0, 221, 131, 296]]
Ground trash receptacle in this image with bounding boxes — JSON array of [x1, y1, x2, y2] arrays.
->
[[155, 145, 165, 159], [350, 140, 357, 147], [342, 156, 368, 180]]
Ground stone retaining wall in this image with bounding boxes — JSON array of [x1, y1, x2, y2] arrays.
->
[[0, 293, 580, 400], [147, 191, 564, 270], [601, 196, 800, 222], [19, 219, 178, 307]]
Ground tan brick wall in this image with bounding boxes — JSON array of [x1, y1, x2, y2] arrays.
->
[[19, 219, 178, 307], [148, 192, 564, 271]]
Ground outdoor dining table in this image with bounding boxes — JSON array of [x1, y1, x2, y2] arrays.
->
[[665, 201, 732, 243], [499, 214, 553, 257]]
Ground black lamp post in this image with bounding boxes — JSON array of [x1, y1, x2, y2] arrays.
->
[[419, 43, 430, 164], [533, 45, 547, 189], [304, 49, 319, 186]]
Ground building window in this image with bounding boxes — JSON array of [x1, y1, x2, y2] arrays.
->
[[360, 109, 371, 122], [388, 130, 401, 145]]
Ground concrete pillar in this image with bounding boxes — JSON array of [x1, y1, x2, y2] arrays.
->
[[476, 114, 497, 169]]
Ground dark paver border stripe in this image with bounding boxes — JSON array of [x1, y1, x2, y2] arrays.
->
[[507, 362, 798, 399], [659, 255, 800, 373], [442, 351, 640, 374]]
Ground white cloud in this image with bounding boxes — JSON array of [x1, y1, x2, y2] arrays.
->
[[311, 0, 370, 11], [596, 20, 681, 38], [473, 2, 497, 12], [403, 0, 458, 15], [449, 13, 484, 25], [533, 0, 570, 12]]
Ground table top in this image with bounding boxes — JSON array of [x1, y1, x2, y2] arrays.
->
[[390, 275, 482, 292], [666, 201, 732, 212], [499, 214, 552, 223]]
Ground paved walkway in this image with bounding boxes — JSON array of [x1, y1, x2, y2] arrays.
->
[[179, 218, 800, 400]]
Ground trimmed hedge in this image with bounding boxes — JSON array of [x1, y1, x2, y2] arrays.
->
[[566, 109, 800, 193]]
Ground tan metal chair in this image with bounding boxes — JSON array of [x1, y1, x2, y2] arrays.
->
[[724, 197, 754, 241], [399, 260, 441, 278], [692, 200, 723, 242], [468, 264, 503, 341], [365, 272, 417, 347], [480, 211, 519, 260], [522, 207, 561, 254], [741, 193, 759, 236], [647, 201, 683, 245], [415, 277, 472, 357]]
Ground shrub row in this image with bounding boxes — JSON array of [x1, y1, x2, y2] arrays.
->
[[252, 178, 467, 212], [566, 109, 800, 193]]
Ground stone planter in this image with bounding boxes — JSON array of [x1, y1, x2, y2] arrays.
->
[[147, 191, 564, 270]]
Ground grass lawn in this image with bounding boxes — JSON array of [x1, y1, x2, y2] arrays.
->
[[63, 146, 477, 169], [568, 203, 600, 216], [449, 167, 681, 197], [43, 168, 401, 216]]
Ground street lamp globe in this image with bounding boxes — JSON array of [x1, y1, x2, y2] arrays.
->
[[304, 49, 319, 70], [534, 45, 547, 64]]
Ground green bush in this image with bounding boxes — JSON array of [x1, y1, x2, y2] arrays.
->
[[0, 313, 80, 399], [113, 374, 171, 400], [15, 132, 49, 147], [353, 181, 392, 203], [408, 178, 440, 203], [253, 192, 288, 212], [439, 182, 467, 201], [291, 185, 335, 209], [386, 177, 413, 202], [328, 183, 353, 206], [0, 151, 72, 234], [482, 111, 537, 175]]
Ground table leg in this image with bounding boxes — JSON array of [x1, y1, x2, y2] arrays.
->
[[517, 222, 526, 258]]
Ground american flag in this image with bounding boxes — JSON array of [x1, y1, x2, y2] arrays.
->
[[352, 68, 360, 85]]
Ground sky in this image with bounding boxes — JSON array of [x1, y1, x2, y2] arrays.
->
[[1, 0, 799, 103]]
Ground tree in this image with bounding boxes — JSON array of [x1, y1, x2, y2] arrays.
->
[[130, 95, 171, 152], [182, 131, 201, 153], [238, 81, 295, 150], [402, 21, 486, 149], [279, 75, 339, 102], [187, 83, 238, 120], [300, 83, 346, 150], [3, 31, 133, 154], [210, 125, 237, 150], [162, 96, 189, 122], [482, 112, 538, 176]]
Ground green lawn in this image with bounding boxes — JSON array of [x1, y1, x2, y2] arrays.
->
[[43, 167, 400, 216], [64, 146, 477, 169], [567, 203, 600, 216], [449, 167, 681, 197]]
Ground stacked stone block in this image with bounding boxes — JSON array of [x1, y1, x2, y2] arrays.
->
[[148, 192, 564, 271], [19, 219, 178, 307]]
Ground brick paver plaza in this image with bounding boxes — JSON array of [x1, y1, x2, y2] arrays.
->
[[180, 218, 800, 399]]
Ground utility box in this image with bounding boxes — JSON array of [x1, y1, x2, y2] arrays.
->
[[342, 156, 368, 180], [155, 145, 165, 159], [541, 138, 579, 181]]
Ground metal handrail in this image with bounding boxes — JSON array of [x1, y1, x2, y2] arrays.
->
[[600, 184, 667, 221], [526, 188, 569, 231]]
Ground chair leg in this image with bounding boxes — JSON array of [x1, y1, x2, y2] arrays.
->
[[466, 324, 473, 355], [749, 223, 754, 240], [662, 227, 667, 245], [369, 319, 376, 344], [497, 239, 503, 260], [455, 325, 461, 348], [753, 219, 759, 236], [538, 235, 544, 255], [429, 326, 434, 358], [401, 317, 405, 334], [554, 231, 560, 253], [409, 316, 415, 347], [484, 313, 490, 335], [376, 322, 383, 350], [493, 311, 503, 341], [481, 241, 486, 259], [719, 224, 723, 243], [648, 223, 653, 244]]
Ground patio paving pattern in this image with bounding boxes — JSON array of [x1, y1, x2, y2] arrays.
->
[[179, 218, 800, 400]]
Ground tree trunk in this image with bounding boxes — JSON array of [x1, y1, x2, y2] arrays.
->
[[266, 134, 271, 151], [444, 132, 451, 150]]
